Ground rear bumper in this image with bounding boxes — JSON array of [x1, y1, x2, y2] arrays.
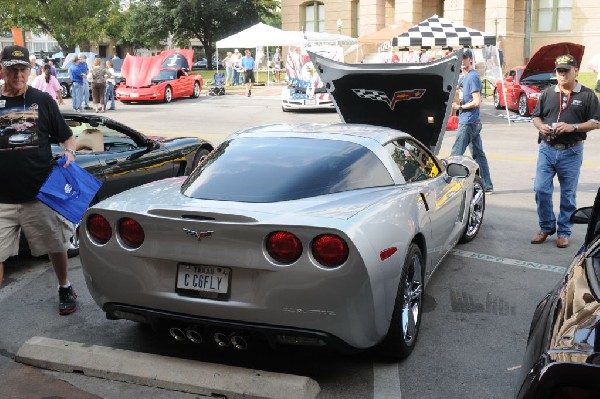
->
[[104, 303, 360, 353]]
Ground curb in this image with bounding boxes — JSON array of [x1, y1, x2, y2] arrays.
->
[[16, 336, 320, 399]]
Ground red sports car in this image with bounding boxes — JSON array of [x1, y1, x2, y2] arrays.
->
[[493, 42, 584, 117], [116, 49, 203, 103]]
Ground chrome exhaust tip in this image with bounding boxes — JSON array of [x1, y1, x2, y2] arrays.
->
[[169, 327, 186, 341], [213, 332, 231, 347], [230, 334, 248, 350], [185, 328, 203, 344]]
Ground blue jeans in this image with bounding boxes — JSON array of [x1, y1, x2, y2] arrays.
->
[[233, 70, 239, 86], [450, 120, 494, 191], [534, 142, 584, 238], [104, 82, 116, 109], [71, 81, 83, 111], [83, 78, 90, 107]]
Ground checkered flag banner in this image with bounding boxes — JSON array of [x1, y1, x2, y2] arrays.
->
[[384, 14, 496, 50], [352, 89, 391, 107]]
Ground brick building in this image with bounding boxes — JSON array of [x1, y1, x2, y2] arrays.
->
[[281, 0, 600, 70]]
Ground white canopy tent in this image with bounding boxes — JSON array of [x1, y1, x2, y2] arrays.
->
[[216, 23, 359, 85], [379, 15, 510, 123]]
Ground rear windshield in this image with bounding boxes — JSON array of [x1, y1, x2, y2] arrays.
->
[[182, 137, 393, 202]]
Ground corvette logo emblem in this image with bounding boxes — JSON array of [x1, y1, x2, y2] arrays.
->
[[183, 228, 213, 241], [352, 88, 426, 110]]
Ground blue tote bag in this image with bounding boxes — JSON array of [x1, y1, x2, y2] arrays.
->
[[36, 155, 102, 224]]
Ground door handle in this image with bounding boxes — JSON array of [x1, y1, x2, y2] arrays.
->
[[105, 159, 118, 165]]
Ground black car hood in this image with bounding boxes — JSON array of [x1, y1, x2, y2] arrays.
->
[[309, 50, 461, 154]]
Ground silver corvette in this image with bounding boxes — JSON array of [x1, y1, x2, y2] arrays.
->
[[80, 50, 485, 359]]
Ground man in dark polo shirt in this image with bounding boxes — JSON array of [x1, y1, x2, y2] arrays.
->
[[531, 54, 600, 248]]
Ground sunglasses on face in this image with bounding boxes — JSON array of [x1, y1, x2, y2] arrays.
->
[[6, 65, 31, 73], [556, 68, 571, 73]]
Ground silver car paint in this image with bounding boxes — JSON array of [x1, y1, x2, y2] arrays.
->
[[80, 125, 480, 349]]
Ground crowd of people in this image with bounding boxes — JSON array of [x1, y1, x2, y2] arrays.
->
[[221, 47, 282, 88]]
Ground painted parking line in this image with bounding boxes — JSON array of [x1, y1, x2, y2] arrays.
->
[[450, 249, 567, 274]]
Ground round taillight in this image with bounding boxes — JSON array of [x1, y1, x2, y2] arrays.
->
[[118, 218, 145, 248], [87, 214, 112, 244], [312, 234, 349, 267], [266, 231, 302, 264]]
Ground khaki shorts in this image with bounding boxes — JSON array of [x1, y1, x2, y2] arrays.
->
[[0, 201, 75, 261]]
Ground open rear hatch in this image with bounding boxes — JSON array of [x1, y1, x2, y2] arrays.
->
[[309, 50, 462, 154]]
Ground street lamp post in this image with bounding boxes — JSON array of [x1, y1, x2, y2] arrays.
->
[[493, 9, 499, 40], [337, 18, 343, 34]]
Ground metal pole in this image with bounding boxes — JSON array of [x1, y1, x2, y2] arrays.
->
[[21, 16, 26, 46]]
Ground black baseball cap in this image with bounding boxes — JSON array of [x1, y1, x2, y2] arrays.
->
[[1, 45, 31, 68], [555, 54, 577, 69], [462, 49, 473, 59]]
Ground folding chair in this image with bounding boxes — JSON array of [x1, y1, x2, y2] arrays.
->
[[208, 73, 225, 96]]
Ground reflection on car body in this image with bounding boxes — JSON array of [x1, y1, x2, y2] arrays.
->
[[516, 187, 600, 398]]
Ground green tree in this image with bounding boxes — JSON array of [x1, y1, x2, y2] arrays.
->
[[0, 0, 120, 53], [163, 0, 279, 67]]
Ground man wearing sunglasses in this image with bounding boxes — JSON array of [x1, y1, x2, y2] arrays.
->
[[531, 54, 600, 248]]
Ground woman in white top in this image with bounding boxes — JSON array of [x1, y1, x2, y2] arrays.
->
[[32, 64, 63, 104]]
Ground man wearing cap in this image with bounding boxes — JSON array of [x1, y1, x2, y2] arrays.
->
[[531, 54, 600, 248], [450, 48, 494, 193], [0, 45, 79, 315]]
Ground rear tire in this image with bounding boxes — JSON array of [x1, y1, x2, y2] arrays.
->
[[61, 83, 70, 98], [191, 82, 201, 98], [184, 148, 210, 175], [459, 175, 485, 244], [376, 243, 424, 360]]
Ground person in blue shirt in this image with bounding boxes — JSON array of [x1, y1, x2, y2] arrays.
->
[[68, 56, 84, 112], [241, 49, 256, 97], [450, 49, 494, 193]]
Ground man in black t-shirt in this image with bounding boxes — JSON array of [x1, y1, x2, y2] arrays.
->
[[530, 54, 600, 248], [0, 45, 79, 315]]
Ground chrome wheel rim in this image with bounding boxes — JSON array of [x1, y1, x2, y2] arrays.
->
[[401, 253, 423, 345], [493, 89, 500, 108], [193, 82, 200, 97], [518, 95, 528, 116], [465, 179, 485, 238], [165, 87, 172, 102]]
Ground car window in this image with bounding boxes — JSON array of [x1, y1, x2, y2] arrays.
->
[[182, 137, 394, 202], [384, 139, 440, 183], [155, 70, 177, 81], [70, 122, 138, 153]]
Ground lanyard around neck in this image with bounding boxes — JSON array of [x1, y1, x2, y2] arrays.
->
[[557, 91, 570, 122]]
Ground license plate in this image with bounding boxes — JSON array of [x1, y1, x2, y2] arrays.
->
[[130, 93, 139, 98], [176, 264, 231, 300], [305, 99, 316, 105]]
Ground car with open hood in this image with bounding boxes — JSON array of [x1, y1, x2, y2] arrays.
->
[[516, 187, 600, 398], [493, 42, 584, 117], [116, 49, 203, 103], [79, 50, 487, 359]]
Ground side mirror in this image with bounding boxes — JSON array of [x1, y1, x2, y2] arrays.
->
[[570, 207, 593, 224], [446, 163, 470, 178], [505, 76, 514, 83]]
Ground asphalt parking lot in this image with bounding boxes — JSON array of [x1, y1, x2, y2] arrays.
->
[[1, 87, 599, 398]]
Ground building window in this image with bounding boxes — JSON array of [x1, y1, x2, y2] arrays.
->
[[538, 0, 572, 32], [304, 2, 324, 32]]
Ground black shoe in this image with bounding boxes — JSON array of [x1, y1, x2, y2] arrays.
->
[[84, 106, 92, 110], [247, 91, 251, 97], [59, 285, 78, 315]]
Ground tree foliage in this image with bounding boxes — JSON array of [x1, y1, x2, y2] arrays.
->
[[0, 0, 119, 52], [0, 0, 280, 62]]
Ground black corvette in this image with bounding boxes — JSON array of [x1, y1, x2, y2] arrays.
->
[[516, 188, 600, 398], [21, 112, 213, 256]]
